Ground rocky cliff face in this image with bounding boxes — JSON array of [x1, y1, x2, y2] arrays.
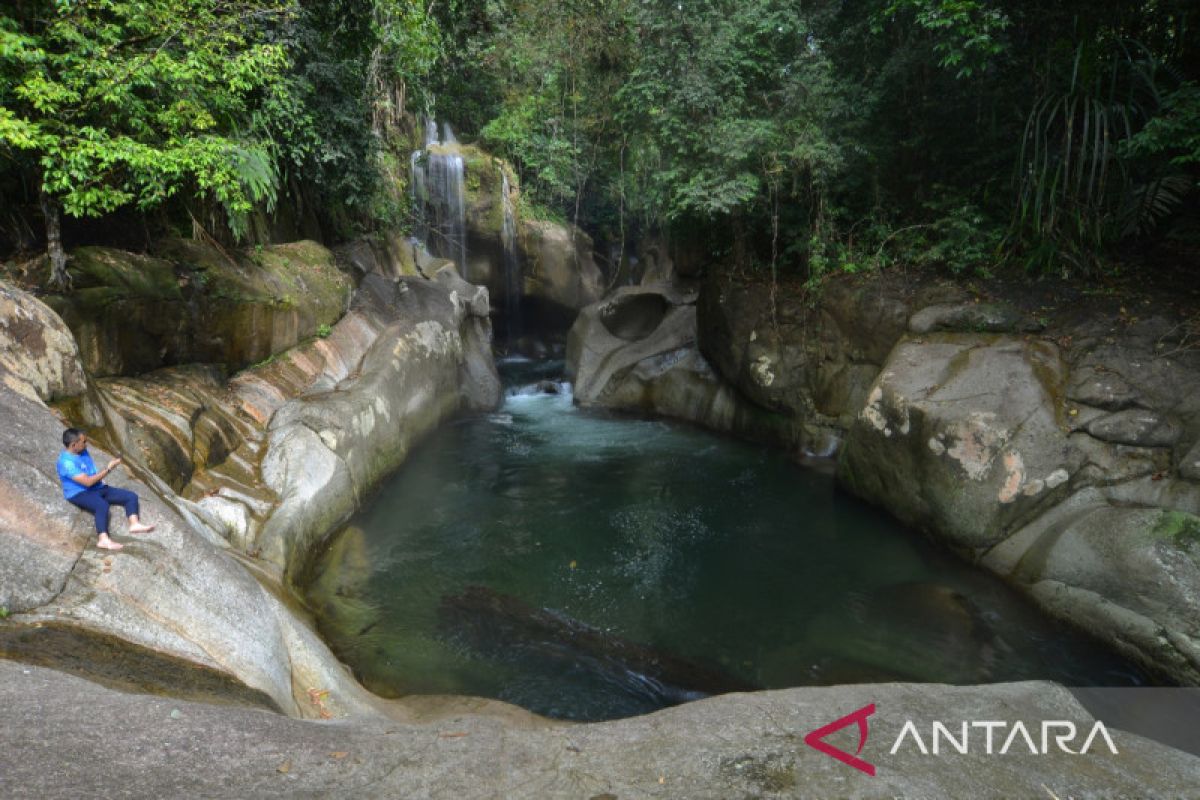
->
[[569, 271, 1200, 685], [0, 240, 501, 716], [12, 239, 353, 379]]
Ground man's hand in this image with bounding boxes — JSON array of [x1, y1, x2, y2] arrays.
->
[[106, 458, 123, 472]]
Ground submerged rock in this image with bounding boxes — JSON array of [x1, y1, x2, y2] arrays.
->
[[438, 585, 758, 703], [801, 581, 1001, 685]]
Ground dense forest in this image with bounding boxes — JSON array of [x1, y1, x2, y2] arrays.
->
[[2, 0, 1198, 287]]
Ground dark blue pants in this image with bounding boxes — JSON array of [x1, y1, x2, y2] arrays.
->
[[69, 486, 140, 536]]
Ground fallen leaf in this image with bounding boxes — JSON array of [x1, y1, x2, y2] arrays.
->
[[330, 751, 349, 759], [658, 776, 666, 784], [277, 760, 291, 774], [439, 731, 470, 739]]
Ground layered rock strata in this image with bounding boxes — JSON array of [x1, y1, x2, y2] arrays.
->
[[0, 242, 500, 715]]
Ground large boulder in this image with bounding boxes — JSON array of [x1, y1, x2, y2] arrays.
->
[[838, 331, 1200, 684], [567, 285, 744, 432], [519, 219, 604, 322], [697, 274, 914, 456], [27, 240, 352, 378], [838, 334, 1075, 553], [0, 281, 89, 403], [983, 491, 1200, 684]]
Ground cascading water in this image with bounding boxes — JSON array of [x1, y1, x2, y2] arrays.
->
[[500, 170, 522, 342], [410, 120, 468, 278]]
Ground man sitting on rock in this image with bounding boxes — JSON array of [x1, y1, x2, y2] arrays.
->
[[58, 428, 154, 551]]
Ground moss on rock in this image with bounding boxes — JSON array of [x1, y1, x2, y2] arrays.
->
[[35, 240, 352, 378], [1152, 510, 1200, 549]]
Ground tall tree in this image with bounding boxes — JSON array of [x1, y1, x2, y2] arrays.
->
[[1, 0, 295, 288]]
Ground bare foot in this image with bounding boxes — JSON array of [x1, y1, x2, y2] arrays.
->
[[128, 523, 155, 534], [97, 534, 124, 551]]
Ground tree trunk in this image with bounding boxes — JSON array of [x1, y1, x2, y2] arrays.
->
[[39, 190, 71, 291], [732, 210, 748, 274]]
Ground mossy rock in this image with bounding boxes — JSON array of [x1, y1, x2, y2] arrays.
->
[[1152, 510, 1200, 550], [42, 240, 352, 378]]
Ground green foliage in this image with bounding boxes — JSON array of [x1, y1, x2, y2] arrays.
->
[[0, 0, 293, 234], [1125, 82, 1200, 167], [876, 0, 1010, 78], [1008, 38, 1191, 275], [1, 0, 441, 258], [281, 0, 440, 235], [316, 322, 332, 338], [619, 0, 846, 227]]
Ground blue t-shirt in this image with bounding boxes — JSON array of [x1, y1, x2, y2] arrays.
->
[[57, 450, 102, 500]]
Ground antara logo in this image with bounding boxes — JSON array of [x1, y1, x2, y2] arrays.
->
[[804, 703, 877, 776], [805, 704, 1120, 776]]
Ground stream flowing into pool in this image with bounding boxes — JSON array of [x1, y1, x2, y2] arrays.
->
[[301, 359, 1147, 721]]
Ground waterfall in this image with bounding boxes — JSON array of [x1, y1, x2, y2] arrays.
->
[[501, 170, 522, 342], [410, 120, 468, 278], [409, 150, 428, 246]]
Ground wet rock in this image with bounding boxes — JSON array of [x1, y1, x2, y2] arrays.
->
[[1066, 365, 1142, 410], [569, 286, 698, 406], [983, 489, 1200, 684], [1181, 439, 1200, 481], [0, 281, 88, 403], [519, 219, 604, 317], [1085, 408, 1183, 448], [908, 301, 1035, 334], [839, 334, 1073, 552], [568, 286, 746, 431]]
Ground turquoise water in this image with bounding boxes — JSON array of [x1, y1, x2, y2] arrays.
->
[[301, 359, 1146, 721]]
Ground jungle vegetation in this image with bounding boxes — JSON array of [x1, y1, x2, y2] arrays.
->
[[2, 0, 1197, 284]]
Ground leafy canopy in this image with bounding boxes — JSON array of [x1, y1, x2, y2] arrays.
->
[[0, 0, 299, 236]]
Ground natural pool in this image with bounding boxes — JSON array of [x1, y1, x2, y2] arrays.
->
[[301, 359, 1146, 721]]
